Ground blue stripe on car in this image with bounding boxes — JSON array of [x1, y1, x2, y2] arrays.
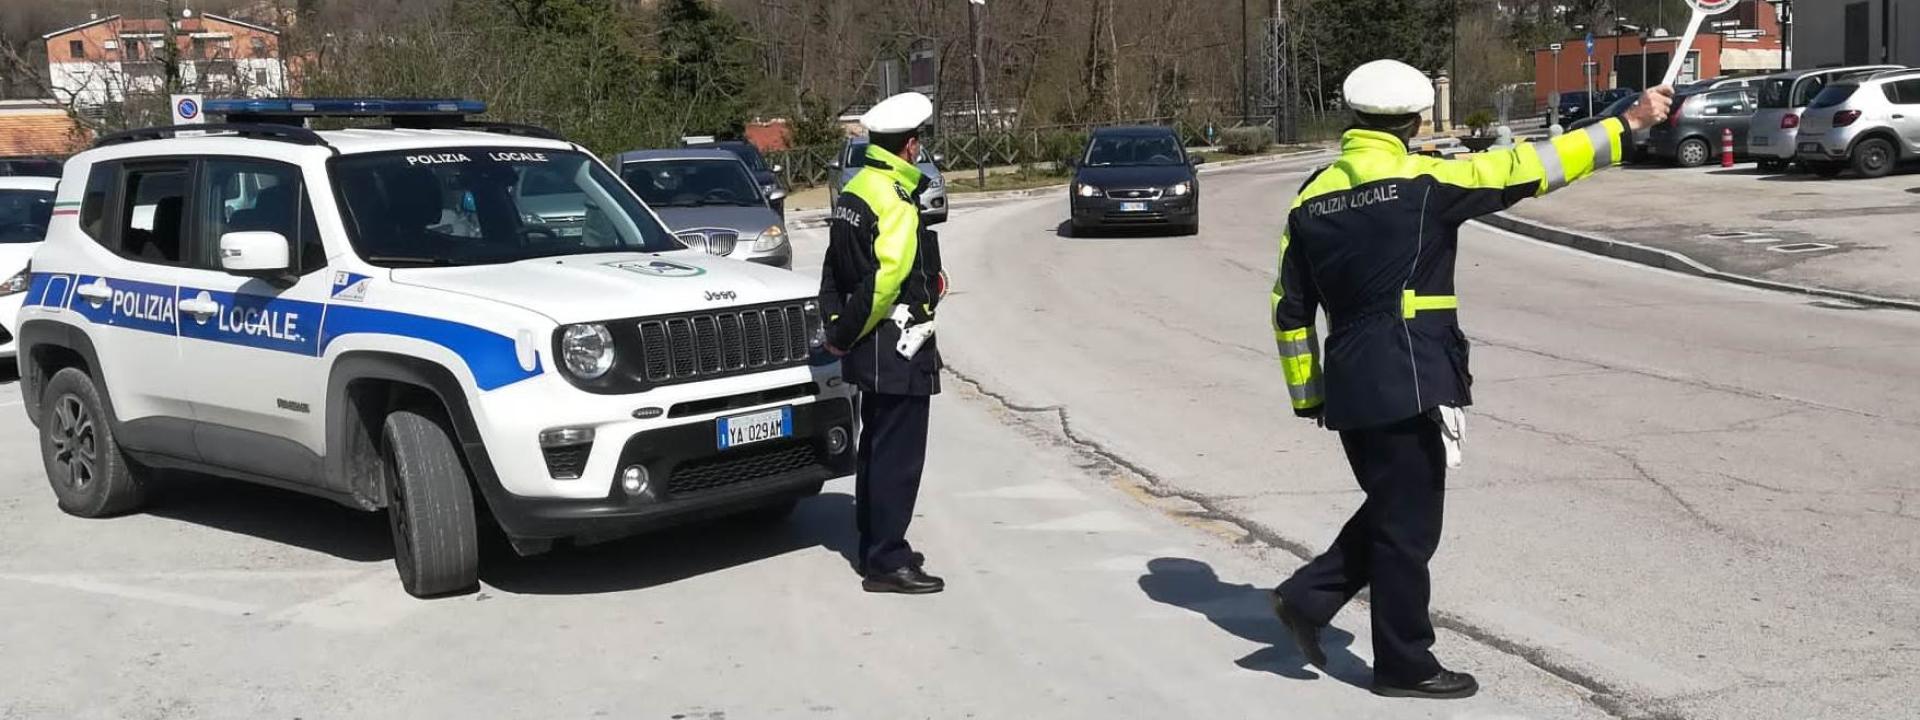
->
[[33, 273, 542, 391]]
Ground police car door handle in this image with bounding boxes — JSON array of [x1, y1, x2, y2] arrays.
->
[[178, 297, 219, 317], [74, 282, 111, 304]]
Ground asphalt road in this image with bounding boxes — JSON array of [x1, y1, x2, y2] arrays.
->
[[928, 158, 1920, 720], [2, 157, 1914, 719]]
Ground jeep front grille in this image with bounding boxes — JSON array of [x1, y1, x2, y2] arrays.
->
[[635, 300, 817, 385]]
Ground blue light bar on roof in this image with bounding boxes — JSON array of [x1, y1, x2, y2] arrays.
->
[[203, 98, 487, 118]]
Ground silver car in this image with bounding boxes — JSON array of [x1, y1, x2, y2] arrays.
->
[[614, 149, 793, 268], [828, 138, 948, 225], [1795, 69, 1920, 179], [1749, 65, 1903, 171]]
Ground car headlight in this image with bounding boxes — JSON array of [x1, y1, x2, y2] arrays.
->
[[1168, 181, 1193, 197], [927, 176, 944, 189], [805, 299, 824, 349], [0, 269, 27, 297], [1075, 183, 1103, 198], [751, 225, 787, 252], [560, 323, 615, 380], [521, 213, 548, 225]]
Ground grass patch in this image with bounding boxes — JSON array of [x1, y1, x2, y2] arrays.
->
[[944, 170, 1073, 194]]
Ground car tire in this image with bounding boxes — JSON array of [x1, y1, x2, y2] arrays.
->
[[1675, 138, 1711, 168], [382, 408, 480, 598], [1850, 138, 1896, 179], [1807, 161, 1846, 178], [39, 368, 148, 518], [1065, 221, 1084, 238]]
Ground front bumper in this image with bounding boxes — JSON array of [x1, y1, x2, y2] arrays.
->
[[1071, 195, 1197, 227], [477, 395, 856, 540], [0, 292, 22, 359]]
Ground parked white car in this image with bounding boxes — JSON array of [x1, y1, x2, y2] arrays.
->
[[0, 175, 58, 361]]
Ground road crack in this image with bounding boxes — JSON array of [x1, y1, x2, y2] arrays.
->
[[942, 364, 1657, 720]]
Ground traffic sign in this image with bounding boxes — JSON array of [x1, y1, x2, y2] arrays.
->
[[1586, 32, 1595, 57], [171, 94, 203, 125]]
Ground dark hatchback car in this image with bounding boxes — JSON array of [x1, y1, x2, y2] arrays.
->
[[683, 140, 785, 212], [0, 156, 62, 177], [1068, 126, 1203, 236], [1648, 86, 1758, 167], [1556, 89, 1632, 126], [1569, 91, 1651, 158]]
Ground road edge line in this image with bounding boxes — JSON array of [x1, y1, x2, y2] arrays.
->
[[1477, 212, 1920, 313]]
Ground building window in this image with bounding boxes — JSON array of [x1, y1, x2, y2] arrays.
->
[[68, 40, 85, 59], [255, 69, 269, 87]]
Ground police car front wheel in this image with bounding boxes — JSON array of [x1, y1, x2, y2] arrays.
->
[[39, 368, 149, 518], [382, 408, 481, 598]]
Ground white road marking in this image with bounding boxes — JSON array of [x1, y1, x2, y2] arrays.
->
[[268, 570, 423, 630], [1015, 511, 1147, 533], [959, 482, 1086, 500], [0, 573, 259, 616]]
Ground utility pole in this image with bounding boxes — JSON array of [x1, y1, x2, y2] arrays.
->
[[1241, 0, 1250, 121], [968, 0, 987, 190], [1273, 0, 1295, 144]]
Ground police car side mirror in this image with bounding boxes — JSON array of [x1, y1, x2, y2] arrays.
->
[[766, 189, 788, 203], [931, 153, 946, 166], [220, 231, 292, 278]]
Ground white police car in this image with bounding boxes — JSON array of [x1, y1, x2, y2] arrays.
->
[[14, 99, 855, 597], [0, 175, 59, 360]]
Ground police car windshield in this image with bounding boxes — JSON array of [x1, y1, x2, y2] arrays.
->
[[1083, 135, 1185, 167], [621, 159, 764, 208], [332, 148, 681, 267], [0, 188, 54, 244]]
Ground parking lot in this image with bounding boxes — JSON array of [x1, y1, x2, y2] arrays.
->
[[1504, 161, 1920, 302]]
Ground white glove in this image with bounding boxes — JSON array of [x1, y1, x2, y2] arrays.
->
[[1430, 406, 1466, 469], [892, 304, 936, 360]]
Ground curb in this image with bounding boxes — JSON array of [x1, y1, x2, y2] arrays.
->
[[1477, 212, 1920, 313], [787, 147, 1337, 230]]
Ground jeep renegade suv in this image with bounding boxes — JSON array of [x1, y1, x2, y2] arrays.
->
[[14, 99, 856, 597]]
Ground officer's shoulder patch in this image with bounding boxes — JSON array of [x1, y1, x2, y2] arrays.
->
[[894, 183, 913, 203]]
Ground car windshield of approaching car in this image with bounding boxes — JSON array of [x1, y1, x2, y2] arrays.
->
[[622, 158, 766, 209], [1083, 133, 1186, 167], [332, 148, 682, 268], [0, 187, 54, 244]]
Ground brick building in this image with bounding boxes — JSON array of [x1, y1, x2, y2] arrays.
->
[[42, 10, 289, 111], [1531, 0, 1787, 107]]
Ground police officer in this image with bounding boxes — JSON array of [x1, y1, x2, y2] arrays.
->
[[820, 92, 948, 594], [1268, 61, 1671, 698]]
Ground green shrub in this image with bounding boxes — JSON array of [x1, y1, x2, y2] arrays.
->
[[1040, 130, 1088, 174], [1462, 109, 1497, 135], [1222, 126, 1272, 155]]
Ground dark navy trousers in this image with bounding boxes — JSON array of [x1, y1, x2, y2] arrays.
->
[[855, 392, 930, 575], [1279, 414, 1447, 685]]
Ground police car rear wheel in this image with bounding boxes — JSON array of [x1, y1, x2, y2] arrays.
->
[[1676, 138, 1710, 168], [39, 369, 148, 518], [1850, 138, 1895, 179], [382, 408, 480, 598]]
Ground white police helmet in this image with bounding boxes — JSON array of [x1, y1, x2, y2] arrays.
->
[[1343, 60, 1435, 115], [860, 92, 934, 134]]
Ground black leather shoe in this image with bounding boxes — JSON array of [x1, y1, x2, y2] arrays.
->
[[1372, 669, 1479, 699], [1270, 589, 1327, 668], [862, 566, 945, 594]]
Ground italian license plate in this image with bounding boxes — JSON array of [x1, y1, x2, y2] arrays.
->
[[1119, 201, 1149, 212], [717, 407, 792, 450], [1799, 142, 1821, 154], [1752, 137, 1769, 146]]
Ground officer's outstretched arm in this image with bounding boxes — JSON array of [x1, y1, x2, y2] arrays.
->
[[1424, 117, 1632, 224], [1271, 220, 1324, 418], [824, 197, 920, 350]]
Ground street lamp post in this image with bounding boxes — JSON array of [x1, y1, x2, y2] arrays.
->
[[967, 0, 987, 190], [1550, 42, 1562, 128], [1766, 0, 1793, 70]]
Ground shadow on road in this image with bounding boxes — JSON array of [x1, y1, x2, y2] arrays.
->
[[1055, 219, 1193, 241], [482, 492, 857, 595], [147, 474, 395, 563], [1704, 166, 1773, 177], [0, 364, 19, 385], [1138, 557, 1371, 687]]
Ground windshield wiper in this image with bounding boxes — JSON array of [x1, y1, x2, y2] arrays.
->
[[367, 255, 465, 267]]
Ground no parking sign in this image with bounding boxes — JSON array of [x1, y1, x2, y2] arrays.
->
[[170, 94, 204, 126]]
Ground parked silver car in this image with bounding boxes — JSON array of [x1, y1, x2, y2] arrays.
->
[[1749, 65, 1903, 171], [1796, 69, 1920, 179], [614, 149, 793, 268], [829, 138, 948, 225]]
